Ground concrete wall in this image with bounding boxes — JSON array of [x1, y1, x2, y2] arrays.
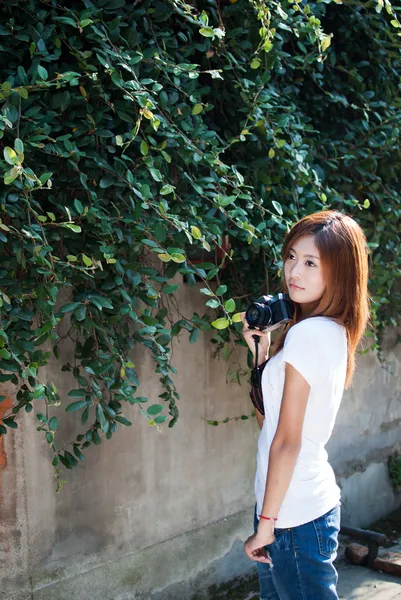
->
[[1, 283, 400, 600]]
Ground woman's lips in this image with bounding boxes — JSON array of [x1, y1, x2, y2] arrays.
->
[[289, 283, 304, 291]]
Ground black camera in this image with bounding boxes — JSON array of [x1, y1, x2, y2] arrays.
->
[[245, 293, 294, 332]]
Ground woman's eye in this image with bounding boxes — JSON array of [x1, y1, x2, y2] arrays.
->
[[306, 261, 315, 267], [287, 253, 295, 260]]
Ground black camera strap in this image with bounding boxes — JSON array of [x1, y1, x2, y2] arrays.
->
[[252, 334, 260, 365], [251, 334, 261, 389]]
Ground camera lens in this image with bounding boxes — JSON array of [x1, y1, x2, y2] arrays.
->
[[245, 303, 272, 328], [249, 307, 259, 321]]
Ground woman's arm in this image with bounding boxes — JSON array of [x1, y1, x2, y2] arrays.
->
[[244, 362, 310, 561], [259, 362, 310, 519]]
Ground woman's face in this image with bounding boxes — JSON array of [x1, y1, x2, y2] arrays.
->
[[284, 234, 326, 316]]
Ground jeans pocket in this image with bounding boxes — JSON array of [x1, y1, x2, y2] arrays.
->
[[270, 527, 291, 551], [312, 505, 340, 559]]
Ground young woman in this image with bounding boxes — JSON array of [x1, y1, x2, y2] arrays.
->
[[241, 210, 369, 600]]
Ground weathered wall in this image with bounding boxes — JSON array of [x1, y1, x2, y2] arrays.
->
[[328, 324, 401, 527], [1, 284, 400, 599]]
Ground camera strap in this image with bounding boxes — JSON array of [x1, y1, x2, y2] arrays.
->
[[252, 334, 260, 365], [251, 334, 261, 389]]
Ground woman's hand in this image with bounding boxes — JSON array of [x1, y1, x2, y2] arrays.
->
[[244, 530, 275, 564], [240, 312, 271, 365]]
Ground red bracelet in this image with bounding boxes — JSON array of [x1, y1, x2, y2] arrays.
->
[[258, 515, 278, 521]]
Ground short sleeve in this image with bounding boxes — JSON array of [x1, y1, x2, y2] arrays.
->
[[282, 318, 335, 388]]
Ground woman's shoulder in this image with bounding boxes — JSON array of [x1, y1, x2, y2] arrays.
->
[[286, 316, 346, 343]]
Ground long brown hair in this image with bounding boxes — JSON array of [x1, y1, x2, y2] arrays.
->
[[272, 210, 370, 388]]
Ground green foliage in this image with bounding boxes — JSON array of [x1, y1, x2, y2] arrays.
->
[[0, 0, 400, 476], [388, 453, 401, 490]]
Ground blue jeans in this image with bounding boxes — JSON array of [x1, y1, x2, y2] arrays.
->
[[253, 504, 340, 600]]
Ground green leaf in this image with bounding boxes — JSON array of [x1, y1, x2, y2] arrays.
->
[[224, 298, 236, 313], [192, 104, 203, 115], [191, 226, 202, 239], [49, 416, 59, 431], [74, 199, 84, 214], [147, 404, 164, 416], [73, 444, 85, 461], [60, 302, 82, 313], [62, 223, 82, 233], [200, 288, 214, 296], [82, 254, 92, 267], [154, 415, 167, 424], [149, 168, 163, 182], [199, 27, 215, 38], [216, 285, 227, 296], [4, 147, 18, 165], [263, 40, 273, 52], [17, 87, 28, 99], [206, 299, 220, 309], [141, 239, 159, 248], [88, 296, 113, 309], [96, 404, 109, 433], [160, 184, 175, 195], [162, 283, 179, 294], [14, 138, 24, 154], [99, 177, 114, 188], [66, 400, 88, 412], [37, 65, 48, 80], [53, 16, 77, 27], [68, 389, 87, 398], [272, 201, 283, 216], [171, 253, 186, 263], [40, 172, 53, 185], [158, 253, 172, 262], [189, 328, 199, 344], [140, 141, 149, 156], [211, 318, 229, 330], [4, 167, 19, 185], [115, 416, 132, 426]]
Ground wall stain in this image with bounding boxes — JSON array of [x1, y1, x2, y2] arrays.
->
[[380, 417, 401, 433]]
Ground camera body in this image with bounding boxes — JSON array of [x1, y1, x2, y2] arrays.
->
[[245, 293, 294, 332]]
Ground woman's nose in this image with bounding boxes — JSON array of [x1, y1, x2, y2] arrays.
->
[[290, 262, 302, 279]]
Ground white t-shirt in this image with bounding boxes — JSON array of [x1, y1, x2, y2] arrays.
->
[[254, 316, 347, 528]]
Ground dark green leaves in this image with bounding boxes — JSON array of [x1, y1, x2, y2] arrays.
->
[[60, 303, 82, 314], [49, 417, 59, 431], [2, 417, 17, 429], [115, 416, 132, 426], [0, 0, 397, 479], [96, 404, 109, 433], [66, 400, 88, 413], [68, 389, 87, 398]]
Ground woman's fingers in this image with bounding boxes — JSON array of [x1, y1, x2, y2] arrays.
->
[[245, 546, 273, 565]]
